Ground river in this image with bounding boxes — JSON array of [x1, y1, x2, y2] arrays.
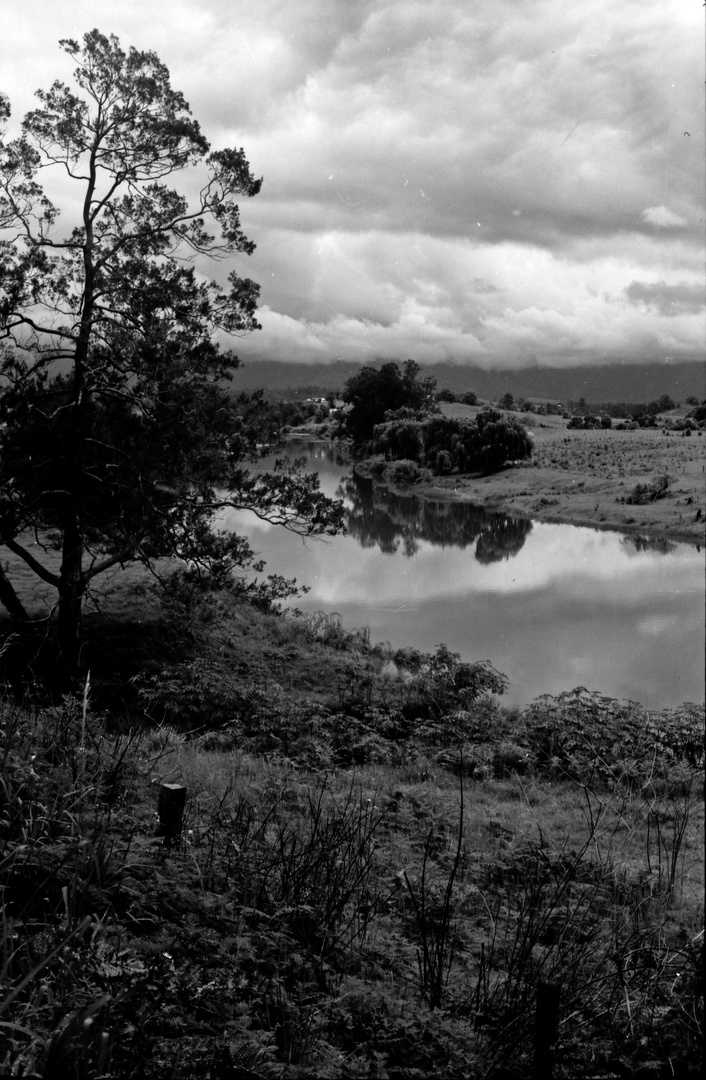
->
[[220, 441, 705, 709]]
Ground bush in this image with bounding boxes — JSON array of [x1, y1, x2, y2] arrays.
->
[[624, 473, 672, 505], [383, 459, 432, 485], [371, 410, 532, 476], [493, 740, 531, 777]]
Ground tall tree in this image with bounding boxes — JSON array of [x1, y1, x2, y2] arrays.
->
[[340, 359, 437, 445], [0, 31, 343, 667]]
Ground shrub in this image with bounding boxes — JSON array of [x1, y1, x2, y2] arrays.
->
[[383, 459, 431, 485], [372, 411, 532, 476], [493, 740, 531, 777], [624, 473, 672, 505]]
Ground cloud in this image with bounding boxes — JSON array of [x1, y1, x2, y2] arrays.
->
[[234, 0, 703, 244], [233, 227, 704, 366], [641, 206, 689, 229], [1, 0, 704, 369], [625, 280, 705, 317]]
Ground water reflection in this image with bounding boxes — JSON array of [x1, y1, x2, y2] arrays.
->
[[620, 534, 677, 556], [341, 474, 533, 563], [229, 440, 704, 708]]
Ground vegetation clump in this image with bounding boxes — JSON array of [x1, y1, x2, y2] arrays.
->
[[0, 580, 703, 1080], [371, 409, 533, 477], [337, 359, 438, 446], [567, 394, 677, 421], [335, 363, 532, 479], [567, 413, 612, 430], [622, 473, 673, 505]]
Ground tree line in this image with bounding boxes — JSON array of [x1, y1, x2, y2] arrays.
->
[[567, 394, 677, 419]]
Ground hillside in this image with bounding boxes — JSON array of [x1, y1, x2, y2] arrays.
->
[[0, 583, 703, 1080], [232, 359, 706, 405]]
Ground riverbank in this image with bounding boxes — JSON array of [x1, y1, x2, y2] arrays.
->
[[411, 413, 706, 545], [1, 581, 703, 1079]]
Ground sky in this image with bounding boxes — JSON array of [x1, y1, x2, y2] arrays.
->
[[1, 0, 704, 371]]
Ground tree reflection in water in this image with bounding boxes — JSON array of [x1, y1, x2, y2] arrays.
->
[[620, 534, 677, 556], [338, 474, 532, 563]]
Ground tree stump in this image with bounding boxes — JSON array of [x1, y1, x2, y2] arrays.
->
[[534, 980, 561, 1079], [157, 783, 187, 846]]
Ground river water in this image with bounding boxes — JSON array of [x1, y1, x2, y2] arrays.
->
[[221, 441, 705, 709]]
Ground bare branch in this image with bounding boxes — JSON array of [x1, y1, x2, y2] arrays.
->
[[1, 535, 61, 588]]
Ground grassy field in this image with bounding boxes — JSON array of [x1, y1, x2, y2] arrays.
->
[[1, 579, 703, 1079], [422, 406, 706, 545]]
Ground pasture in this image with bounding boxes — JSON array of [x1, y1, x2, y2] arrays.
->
[[429, 407, 705, 544]]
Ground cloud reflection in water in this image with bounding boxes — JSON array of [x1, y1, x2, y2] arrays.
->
[[219, 444, 704, 708]]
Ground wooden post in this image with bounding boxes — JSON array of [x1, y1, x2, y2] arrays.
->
[[534, 980, 561, 1080], [157, 783, 187, 847]]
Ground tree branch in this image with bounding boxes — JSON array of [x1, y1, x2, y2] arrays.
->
[[1, 535, 61, 588]]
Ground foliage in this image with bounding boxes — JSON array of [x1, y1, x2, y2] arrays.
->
[[338, 359, 437, 445], [397, 645, 508, 726], [519, 400, 565, 416], [0, 588, 703, 1078], [371, 408, 533, 476], [567, 412, 612, 429], [380, 458, 432, 485], [404, 780, 465, 1010], [647, 393, 676, 415], [521, 688, 703, 789], [0, 31, 343, 667], [569, 394, 678, 419], [622, 473, 672, 505]]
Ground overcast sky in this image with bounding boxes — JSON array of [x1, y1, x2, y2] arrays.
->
[[1, 0, 704, 370]]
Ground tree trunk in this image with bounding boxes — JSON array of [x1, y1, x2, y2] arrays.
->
[[57, 517, 85, 671], [0, 561, 31, 623]]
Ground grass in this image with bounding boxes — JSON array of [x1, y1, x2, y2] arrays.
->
[[0, 574, 703, 1079], [423, 409, 706, 544]]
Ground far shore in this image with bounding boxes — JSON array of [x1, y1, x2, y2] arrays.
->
[[313, 406, 704, 547], [411, 469, 703, 546], [406, 415, 705, 546]]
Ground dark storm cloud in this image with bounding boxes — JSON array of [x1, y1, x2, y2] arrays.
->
[[239, 0, 702, 251], [1, 0, 704, 367]]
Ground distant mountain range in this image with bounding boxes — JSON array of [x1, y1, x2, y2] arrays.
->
[[232, 359, 705, 405]]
